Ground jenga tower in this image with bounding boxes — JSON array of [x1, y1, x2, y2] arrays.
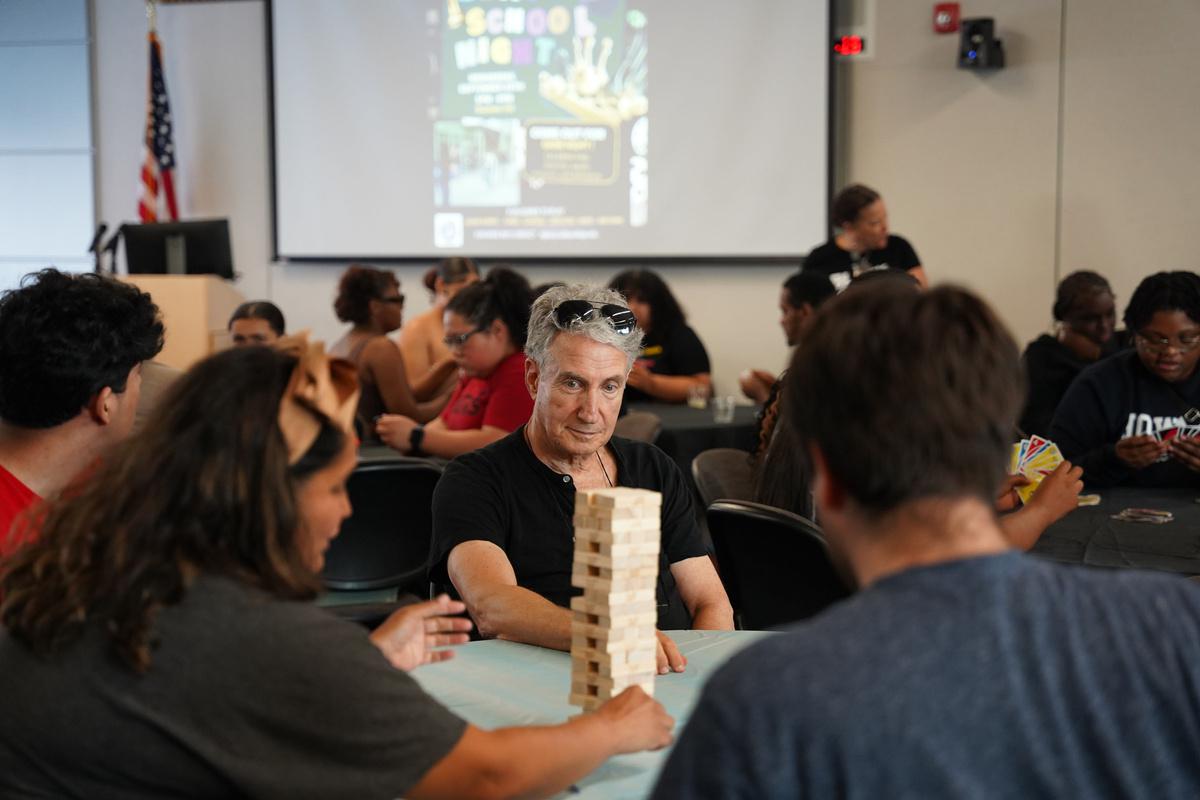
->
[[569, 487, 661, 712]]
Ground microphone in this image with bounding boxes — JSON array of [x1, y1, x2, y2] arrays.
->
[[87, 223, 108, 254]]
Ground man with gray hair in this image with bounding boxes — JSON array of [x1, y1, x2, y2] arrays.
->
[[430, 284, 734, 672]]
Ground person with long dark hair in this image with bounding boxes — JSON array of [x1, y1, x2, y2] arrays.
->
[[377, 267, 535, 459], [1020, 271, 1118, 437], [329, 264, 450, 440], [1052, 271, 1200, 487], [399, 257, 481, 389], [803, 184, 927, 291], [0, 343, 672, 798], [608, 270, 711, 405]]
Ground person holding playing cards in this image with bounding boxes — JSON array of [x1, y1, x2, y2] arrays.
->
[[1051, 271, 1200, 486]]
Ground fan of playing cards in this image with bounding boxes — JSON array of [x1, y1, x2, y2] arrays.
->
[[1009, 435, 1099, 507]]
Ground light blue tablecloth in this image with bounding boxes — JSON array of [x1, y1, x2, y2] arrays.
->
[[411, 630, 772, 799]]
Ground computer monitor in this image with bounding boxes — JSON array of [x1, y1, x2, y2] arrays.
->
[[121, 219, 234, 279]]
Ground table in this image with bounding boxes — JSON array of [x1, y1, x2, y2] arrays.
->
[[411, 630, 771, 799], [627, 402, 759, 476], [1032, 487, 1200, 574]]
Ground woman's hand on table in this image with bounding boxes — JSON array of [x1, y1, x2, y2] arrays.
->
[[595, 686, 675, 753], [369, 594, 473, 671], [376, 413, 418, 452], [1115, 435, 1168, 469]]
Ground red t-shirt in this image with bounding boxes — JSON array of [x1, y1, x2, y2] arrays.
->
[[440, 351, 533, 432], [0, 464, 40, 560]]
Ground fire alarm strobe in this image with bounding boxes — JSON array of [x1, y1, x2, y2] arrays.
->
[[958, 17, 1004, 70], [933, 3, 959, 34]]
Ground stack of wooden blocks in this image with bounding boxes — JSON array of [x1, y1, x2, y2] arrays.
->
[[568, 487, 661, 712]]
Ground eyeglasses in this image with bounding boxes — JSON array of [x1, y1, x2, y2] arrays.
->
[[443, 327, 486, 348], [1135, 331, 1200, 354], [553, 300, 637, 335], [378, 294, 405, 305]]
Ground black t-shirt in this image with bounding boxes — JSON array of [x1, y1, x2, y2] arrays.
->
[[1050, 350, 1200, 488], [430, 428, 708, 630], [0, 575, 466, 799], [624, 323, 711, 404], [803, 234, 921, 292]]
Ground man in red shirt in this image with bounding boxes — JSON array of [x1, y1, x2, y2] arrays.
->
[[0, 269, 163, 558]]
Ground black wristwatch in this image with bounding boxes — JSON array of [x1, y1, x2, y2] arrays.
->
[[409, 424, 426, 456]]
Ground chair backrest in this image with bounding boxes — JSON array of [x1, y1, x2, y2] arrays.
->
[[321, 457, 444, 594], [706, 499, 851, 630], [692, 448, 756, 508], [614, 410, 662, 443]]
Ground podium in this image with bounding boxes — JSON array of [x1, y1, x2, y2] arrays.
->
[[120, 275, 245, 371]]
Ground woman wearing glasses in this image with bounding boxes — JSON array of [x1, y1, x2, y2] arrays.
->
[[377, 268, 535, 459], [1051, 271, 1200, 487], [330, 264, 452, 441], [609, 270, 712, 405]]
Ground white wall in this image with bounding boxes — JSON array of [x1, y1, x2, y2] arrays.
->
[[91, 0, 797, 398]]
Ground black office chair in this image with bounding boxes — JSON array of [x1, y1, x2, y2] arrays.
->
[[692, 448, 756, 508], [319, 456, 443, 628], [706, 499, 852, 630]]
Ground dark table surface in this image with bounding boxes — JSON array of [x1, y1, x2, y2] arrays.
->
[[1032, 487, 1200, 574], [627, 402, 759, 475]]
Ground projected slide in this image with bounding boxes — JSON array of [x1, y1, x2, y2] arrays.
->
[[272, 1, 829, 259], [431, 1, 648, 250]]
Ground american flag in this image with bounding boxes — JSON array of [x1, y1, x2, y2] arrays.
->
[[138, 31, 178, 222]]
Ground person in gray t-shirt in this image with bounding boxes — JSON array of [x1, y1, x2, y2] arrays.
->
[[654, 283, 1200, 799], [0, 343, 672, 799]]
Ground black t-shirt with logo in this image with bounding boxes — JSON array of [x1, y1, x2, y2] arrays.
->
[[1051, 350, 1200, 488], [430, 428, 707, 630], [803, 234, 921, 292], [624, 323, 711, 405]]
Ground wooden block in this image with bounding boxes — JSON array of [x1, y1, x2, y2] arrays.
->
[[573, 521, 660, 542], [573, 655, 658, 678], [574, 516, 661, 535], [583, 504, 659, 521], [572, 606, 658, 626], [574, 539, 660, 558], [570, 593, 655, 615], [571, 627, 657, 650], [568, 692, 603, 711], [572, 564, 659, 582], [576, 488, 662, 510], [571, 573, 658, 592], [572, 550, 659, 570]]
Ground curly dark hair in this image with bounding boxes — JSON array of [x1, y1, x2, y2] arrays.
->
[[783, 271, 836, 309], [333, 264, 398, 325], [830, 184, 882, 228], [1123, 271, 1200, 332], [228, 300, 286, 336], [608, 269, 686, 337], [0, 269, 164, 429], [0, 346, 345, 672], [446, 266, 534, 348]]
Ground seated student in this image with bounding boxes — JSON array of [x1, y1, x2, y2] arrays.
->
[[329, 264, 452, 440], [739, 270, 836, 405], [1020, 271, 1118, 437], [0, 343, 673, 798], [398, 257, 480, 391], [0, 269, 163, 556], [228, 300, 286, 346], [752, 271, 1081, 548], [652, 283, 1200, 800], [1051, 271, 1200, 487], [803, 183, 927, 291], [608, 270, 711, 405], [377, 268, 535, 460], [430, 285, 734, 673]]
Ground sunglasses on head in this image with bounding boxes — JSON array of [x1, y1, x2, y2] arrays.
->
[[552, 300, 637, 335]]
